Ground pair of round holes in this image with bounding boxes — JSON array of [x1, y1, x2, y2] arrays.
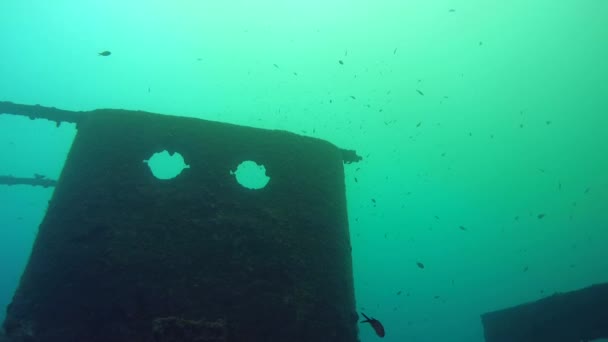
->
[[143, 150, 270, 190]]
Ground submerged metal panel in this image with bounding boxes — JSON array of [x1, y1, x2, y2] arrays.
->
[[3, 109, 358, 342], [481, 283, 608, 342]]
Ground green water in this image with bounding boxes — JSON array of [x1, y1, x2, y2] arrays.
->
[[1, 1, 607, 341]]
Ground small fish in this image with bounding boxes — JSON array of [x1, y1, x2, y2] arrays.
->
[[361, 313, 385, 337], [98, 51, 111, 56], [537, 213, 545, 219], [393, 48, 397, 55], [416, 89, 424, 96], [350, 95, 356, 100], [339, 60, 344, 65], [448, 8, 456, 12], [416, 262, 425, 269], [459, 225, 467, 231], [273, 63, 279, 69], [396, 290, 402, 295], [416, 121, 422, 128]]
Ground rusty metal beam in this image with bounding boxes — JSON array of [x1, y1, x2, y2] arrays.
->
[[0, 175, 56, 188], [0, 101, 88, 127]]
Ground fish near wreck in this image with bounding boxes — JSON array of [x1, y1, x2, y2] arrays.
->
[[361, 312, 385, 337]]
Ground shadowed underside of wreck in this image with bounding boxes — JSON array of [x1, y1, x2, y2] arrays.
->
[[482, 283, 608, 342]]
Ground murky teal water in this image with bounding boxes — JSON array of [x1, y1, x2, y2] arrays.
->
[[1, 1, 607, 341]]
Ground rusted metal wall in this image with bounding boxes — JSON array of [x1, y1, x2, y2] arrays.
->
[[3, 109, 359, 342]]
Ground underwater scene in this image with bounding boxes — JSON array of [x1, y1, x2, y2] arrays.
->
[[1, 1, 608, 341]]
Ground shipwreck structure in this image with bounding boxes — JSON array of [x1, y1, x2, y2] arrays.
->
[[481, 282, 608, 342], [0, 101, 361, 342]]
